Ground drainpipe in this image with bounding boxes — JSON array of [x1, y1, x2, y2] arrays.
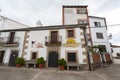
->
[[83, 27, 92, 71]]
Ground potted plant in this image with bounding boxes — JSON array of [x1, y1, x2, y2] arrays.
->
[[15, 57, 25, 67], [58, 58, 66, 70], [36, 57, 44, 69]]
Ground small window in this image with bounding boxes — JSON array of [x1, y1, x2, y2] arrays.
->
[[67, 53, 76, 62], [77, 8, 87, 14], [31, 52, 37, 59], [94, 22, 101, 27], [96, 33, 103, 39], [78, 20, 88, 24], [67, 30, 74, 38], [117, 53, 120, 56]]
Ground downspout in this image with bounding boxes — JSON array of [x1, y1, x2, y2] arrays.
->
[[83, 27, 92, 71]]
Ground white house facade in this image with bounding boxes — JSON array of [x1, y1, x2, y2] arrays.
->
[[0, 15, 30, 66], [0, 31, 26, 66], [89, 16, 112, 63], [89, 16, 111, 53]]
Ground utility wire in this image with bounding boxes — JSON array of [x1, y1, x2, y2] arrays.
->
[[88, 24, 120, 29]]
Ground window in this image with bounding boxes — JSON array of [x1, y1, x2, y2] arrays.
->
[[77, 8, 87, 14], [31, 52, 37, 59], [67, 52, 76, 62], [94, 22, 101, 27], [78, 20, 88, 24], [67, 30, 74, 38], [117, 53, 120, 57], [96, 33, 103, 39]]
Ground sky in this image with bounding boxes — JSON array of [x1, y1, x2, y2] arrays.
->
[[0, 0, 120, 45]]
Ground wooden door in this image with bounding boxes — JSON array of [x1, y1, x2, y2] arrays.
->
[[9, 51, 18, 66], [51, 31, 58, 43], [0, 51, 5, 63], [48, 51, 58, 67], [8, 32, 15, 43]]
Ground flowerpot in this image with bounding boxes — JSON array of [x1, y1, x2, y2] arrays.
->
[[39, 64, 43, 69], [16, 64, 21, 67], [105, 54, 111, 62], [92, 53, 100, 63], [59, 66, 65, 70]]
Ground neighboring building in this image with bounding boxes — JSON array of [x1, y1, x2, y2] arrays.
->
[[0, 15, 30, 66], [111, 45, 120, 58], [89, 16, 112, 63], [89, 16, 111, 53]]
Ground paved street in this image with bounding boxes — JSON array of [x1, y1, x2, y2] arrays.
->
[[0, 64, 120, 80], [113, 59, 120, 64]]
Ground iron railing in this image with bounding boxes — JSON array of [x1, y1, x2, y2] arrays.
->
[[0, 37, 20, 47], [45, 36, 62, 47]]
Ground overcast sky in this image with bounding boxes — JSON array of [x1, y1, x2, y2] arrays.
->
[[0, 0, 120, 45]]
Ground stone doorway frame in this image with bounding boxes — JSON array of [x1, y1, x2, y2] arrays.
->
[[46, 47, 60, 68]]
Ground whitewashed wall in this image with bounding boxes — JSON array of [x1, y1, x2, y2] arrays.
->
[[25, 30, 49, 60], [60, 28, 86, 64], [0, 16, 29, 65]]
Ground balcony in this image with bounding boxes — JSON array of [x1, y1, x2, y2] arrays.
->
[[0, 37, 20, 47], [45, 36, 62, 47]]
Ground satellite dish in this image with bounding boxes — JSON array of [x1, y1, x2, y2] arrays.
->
[[36, 20, 43, 27]]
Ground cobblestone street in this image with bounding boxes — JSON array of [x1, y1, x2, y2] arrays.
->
[[0, 64, 120, 80]]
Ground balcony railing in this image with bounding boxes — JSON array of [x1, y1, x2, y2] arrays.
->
[[0, 37, 20, 47], [45, 36, 62, 47]]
